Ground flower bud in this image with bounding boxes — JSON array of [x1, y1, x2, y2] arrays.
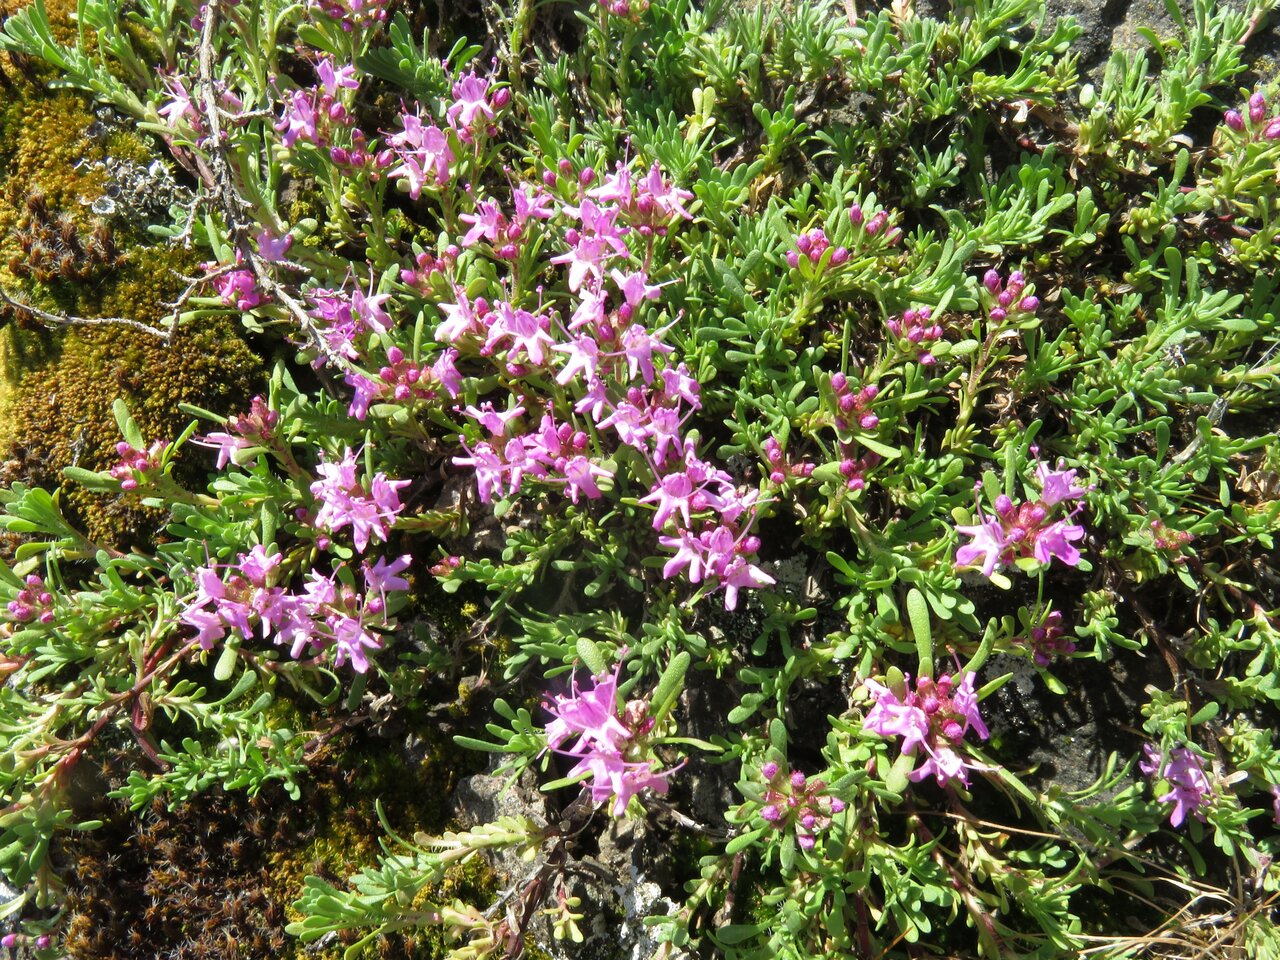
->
[[579, 166, 596, 186], [989, 307, 1007, 322], [830, 371, 848, 393], [492, 87, 511, 109], [761, 803, 781, 822], [797, 834, 816, 850], [542, 169, 557, 186], [848, 203, 864, 226], [830, 798, 846, 813], [790, 770, 807, 789], [1266, 117, 1280, 139], [558, 158, 572, 174], [761, 761, 779, 780], [785, 250, 799, 269], [860, 413, 879, 430], [740, 535, 761, 554], [983, 268, 1002, 293], [1250, 91, 1267, 124], [830, 246, 849, 266], [1224, 109, 1244, 131], [1019, 295, 1039, 312]]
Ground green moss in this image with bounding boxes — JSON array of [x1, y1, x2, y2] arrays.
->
[[0, 258, 264, 546]]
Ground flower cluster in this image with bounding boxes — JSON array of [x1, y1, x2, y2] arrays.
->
[[1224, 91, 1280, 140], [454, 404, 612, 506], [887, 307, 944, 366], [829, 372, 879, 431], [1021, 608, 1074, 666], [543, 662, 673, 816], [1150, 519, 1195, 559], [210, 264, 262, 311], [110, 440, 167, 491], [981, 268, 1039, 322], [181, 545, 410, 673], [1140, 744, 1213, 828], [275, 59, 362, 152], [306, 272, 394, 361], [848, 202, 901, 245], [762, 436, 814, 484], [441, 157, 773, 609], [385, 71, 509, 199], [7, 574, 53, 625], [757, 761, 845, 851], [309, 448, 409, 553], [863, 672, 990, 786], [955, 456, 1089, 577], [194, 395, 279, 469], [785, 227, 848, 271]]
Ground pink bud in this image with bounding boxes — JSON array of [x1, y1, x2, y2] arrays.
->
[[579, 167, 596, 186], [761, 761, 779, 780], [785, 250, 799, 269], [1266, 118, 1280, 140], [1250, 92, 1266, 124], [1019, 295, 1039, 312], [983, 269, 1002, 293], [542, 169, 557, 186], [830, 372, 848, 393], [797, 834, 815, 850], [1224, 109, 1244, 131], [761, 803, 781, 822], [790, 770, 807, 788], [848, 204, 864, 226], [769, 469, 786, 483], [740, 535, 761, 554], [492, 87, 511, 109], [995, 494, 1014, 516], [830, 798, 846, 813], [866, 211, 887, 236], [989, 307, 1007, 322], [830, 246, 849, 265]]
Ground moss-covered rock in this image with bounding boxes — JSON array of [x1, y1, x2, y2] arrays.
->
[[0, 274, 263, 546]]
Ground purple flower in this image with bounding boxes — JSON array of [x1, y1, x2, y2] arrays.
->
[[309, 448, 410, 552], [543, 661, 674, 816], [1142, 745, 1212, 828], [955, 456, 1090, 578], [863, 672, 989, 786], [447, 71, 496, 129], [275, 89, 318, 147]]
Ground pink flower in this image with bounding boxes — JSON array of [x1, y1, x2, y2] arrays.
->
[[214, 269, 262, 310], [388, 111, 453, 196], [447, 72, 497, 129], [309, 448, 410, 552], [275, 89, 318, 147], [863, 672, 989, 786], [158, 74, 198, 128], [1141, 745, 1212, 828], [955, 457, 1090, 577], [544, 661, 674, 816], [559, 455, 611, 503]]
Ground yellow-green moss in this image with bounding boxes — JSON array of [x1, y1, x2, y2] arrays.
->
[[0, 276, 263, 545]]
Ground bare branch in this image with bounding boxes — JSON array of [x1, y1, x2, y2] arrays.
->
[[0, 286, 171, 338]]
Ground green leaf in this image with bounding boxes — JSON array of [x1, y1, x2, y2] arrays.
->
[[907, 589, 932, 680], [650, 651, 691, 726], [576, 636, 607, 676]]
